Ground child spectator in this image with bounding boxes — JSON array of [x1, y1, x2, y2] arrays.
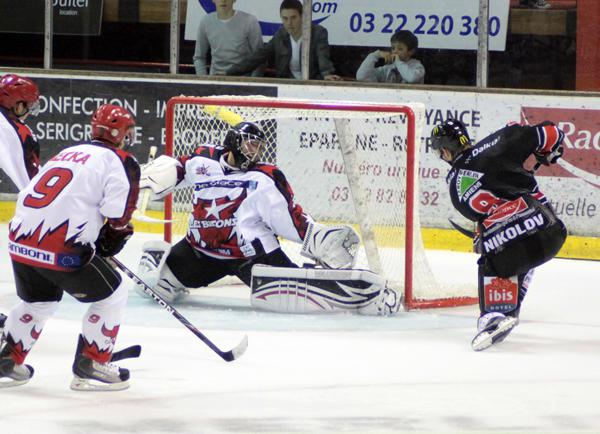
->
[[356, 30, 425, 84]]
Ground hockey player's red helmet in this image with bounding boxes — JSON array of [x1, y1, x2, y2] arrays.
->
[[0, 74, 40, 115], [91, 104, 136, 146]]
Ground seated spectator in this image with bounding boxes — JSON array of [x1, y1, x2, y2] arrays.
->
[[226, 0, 341, 81], [356, 30, 425, 84], [193, 0, 263, 76]]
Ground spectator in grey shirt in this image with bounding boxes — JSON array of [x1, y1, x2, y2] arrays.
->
[[193, 0, 264, 76]]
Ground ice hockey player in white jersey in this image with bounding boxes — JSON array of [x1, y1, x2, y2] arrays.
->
[[0, 104, 140, 390], [0, 73, 41, 190], [0, 74, 42, 356], [135, 121, 401, 316]]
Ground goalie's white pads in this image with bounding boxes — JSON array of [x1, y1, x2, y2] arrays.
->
[[250, 265, 402, 316], [139, 155, 180, 200], [300, 222, 359, 269], [135, 240, 186, 303]]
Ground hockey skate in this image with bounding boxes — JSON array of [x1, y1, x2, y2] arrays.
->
[[0, 339, 34, 388], [471, 312, 519, 352], [71, 335, 130, 391]]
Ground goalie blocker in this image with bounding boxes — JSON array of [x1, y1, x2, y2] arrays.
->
[[251, 265, 403, 316]]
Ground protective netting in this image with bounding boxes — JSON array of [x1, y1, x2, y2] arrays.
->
[[165, 96, 475, 308]]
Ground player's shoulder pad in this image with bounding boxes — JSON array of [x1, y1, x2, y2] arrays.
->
[[250, 162, 283, 180], [192, 144, 225, 161]]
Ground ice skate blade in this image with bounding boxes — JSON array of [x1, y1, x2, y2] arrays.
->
[[70, 376, 130, 391], [471, 316, 519, 352], [0, 377, 32, 388]]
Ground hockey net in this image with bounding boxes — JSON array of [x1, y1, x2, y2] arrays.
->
[[164, 95, 477, 310]]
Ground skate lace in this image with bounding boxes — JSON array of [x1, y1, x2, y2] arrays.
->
[[92, 359, 120, 376]]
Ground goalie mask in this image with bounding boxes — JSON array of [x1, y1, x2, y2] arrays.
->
[[91, 104, 136, 147], [223, 121, 267, 170], [430, 119, 471, 162], [0, 74, 40, 119]]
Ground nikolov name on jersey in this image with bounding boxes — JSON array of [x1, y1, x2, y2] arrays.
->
[[9, 241, 55, 265], [482, 212, 546, 253]]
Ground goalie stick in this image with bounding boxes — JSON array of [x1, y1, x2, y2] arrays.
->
[[110, 257, 248, 362]]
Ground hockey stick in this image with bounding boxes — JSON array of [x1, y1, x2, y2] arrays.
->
[[111, 345, 142, 362], [110, 257, 248, 362]]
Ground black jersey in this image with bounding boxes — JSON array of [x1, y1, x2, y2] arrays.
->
[[446, 122, 563, 222]]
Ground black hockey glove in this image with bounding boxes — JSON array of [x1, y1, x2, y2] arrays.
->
[[95, 222, 134, 257], [534, 144, 563, 166]]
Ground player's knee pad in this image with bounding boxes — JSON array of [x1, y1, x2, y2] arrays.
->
[[480, 196, 566, 277]]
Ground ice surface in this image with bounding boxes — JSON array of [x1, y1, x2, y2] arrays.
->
[[1, 226, 599, 434]]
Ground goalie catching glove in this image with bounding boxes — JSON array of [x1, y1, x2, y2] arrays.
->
[[95, 222, 133, 257], [300, 222, 359, 269], [139, 155, 180, 200]]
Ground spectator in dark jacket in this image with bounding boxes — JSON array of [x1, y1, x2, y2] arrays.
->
[[226, 0, 341, 80]]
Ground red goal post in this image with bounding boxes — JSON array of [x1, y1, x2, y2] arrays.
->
[[164, 95, 477, 310]]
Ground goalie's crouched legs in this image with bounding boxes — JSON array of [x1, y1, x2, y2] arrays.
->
[[250, 265, 403, 316], [135, 240, 187, 303]]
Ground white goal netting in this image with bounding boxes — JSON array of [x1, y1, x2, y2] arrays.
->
[[164, 96, 476, 309]]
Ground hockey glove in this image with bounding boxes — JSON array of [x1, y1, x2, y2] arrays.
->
[[534, 144, 563, 166], [95, 222, 134, 257]]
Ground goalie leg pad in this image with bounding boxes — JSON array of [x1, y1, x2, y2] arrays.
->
[[250, 265, 399, 315], [135, 240, 187, 303], [300, 222, 359, 269]]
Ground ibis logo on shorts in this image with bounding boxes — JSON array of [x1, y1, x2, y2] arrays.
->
[[8, 242, 55, 265]]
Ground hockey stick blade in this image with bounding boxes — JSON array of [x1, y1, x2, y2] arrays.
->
[[110, 257, 248, 362], [448, 219, 476, 238], [132, 210, 176, 223], [111, 345, 142, 362]]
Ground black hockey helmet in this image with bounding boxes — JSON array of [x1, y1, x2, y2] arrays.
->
[[223, 121, 267, 170], [430, 119, 471, 154]]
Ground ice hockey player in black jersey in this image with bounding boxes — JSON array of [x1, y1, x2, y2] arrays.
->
[[430, 118, 567, 351], [135, 121, 401, 316]]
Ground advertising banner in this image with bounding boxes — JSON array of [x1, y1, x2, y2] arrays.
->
[[276, 84, 600, 237], [0, 0, 104, 36], [0, 74, 276, 192], [185, 0, 510, 51]]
